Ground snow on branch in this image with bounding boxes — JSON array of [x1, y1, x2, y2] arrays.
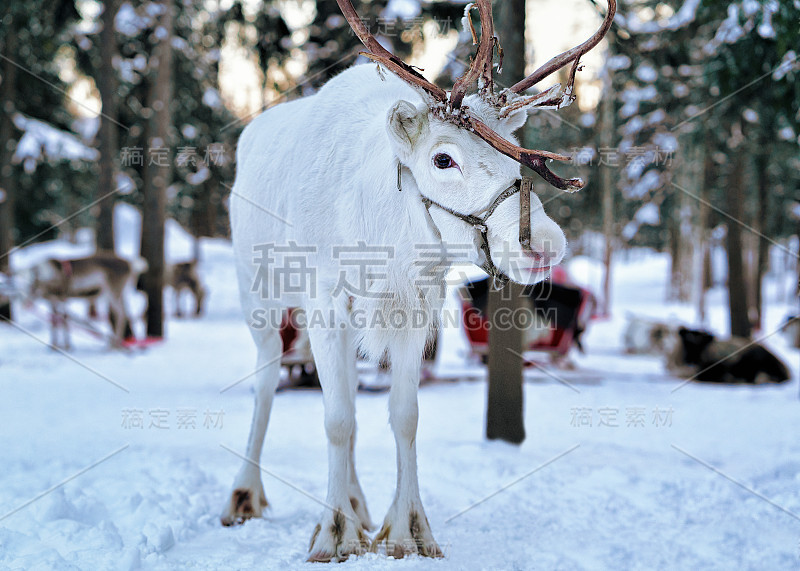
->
[[115, 2, 152, 37], [622, 201, 661, 240], [12, 114, 99, 174], [704, 1, 782, 55], [615, 0, 700, 34]]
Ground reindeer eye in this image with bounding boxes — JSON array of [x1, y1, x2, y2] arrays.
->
[[433, 153, 454, 169]]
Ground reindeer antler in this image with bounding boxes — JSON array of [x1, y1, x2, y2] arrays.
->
[[336, 0, 448, 104], [449, 1, 496, 109], [508, 0, 617, 96], [335, 0, 616, 192]]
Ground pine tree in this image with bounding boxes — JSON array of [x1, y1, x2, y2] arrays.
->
[[0, 0, 81, 320], [601, 0, 799, 336]]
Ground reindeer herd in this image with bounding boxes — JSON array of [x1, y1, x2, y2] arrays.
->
[[10, 253, 205, 349]]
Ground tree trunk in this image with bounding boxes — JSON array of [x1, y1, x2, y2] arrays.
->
[[668, 205, 680, 300], [599, 60, 615, 316], [676, 166, 694, 302], [793, 218, 800, 348], [696, 131, 714, 325], [485, 0, 526, 444], [0, 23, 18, 321], [725, 144, 751, 338], [796, 220, 800, 348], [96, 0, 120, 252], [140, 0, 174, 338], [752, 151, 769, 330]]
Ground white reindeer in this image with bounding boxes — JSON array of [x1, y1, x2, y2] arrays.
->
[[221, 0, 615, 561]]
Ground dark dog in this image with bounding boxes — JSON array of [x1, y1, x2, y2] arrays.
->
[[668, 327, 790, 383]]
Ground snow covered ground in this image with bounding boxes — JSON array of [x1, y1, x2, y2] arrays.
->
[[1, 234, 799, 570]]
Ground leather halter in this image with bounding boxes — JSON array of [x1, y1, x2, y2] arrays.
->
[[416, 174, 537, 287]]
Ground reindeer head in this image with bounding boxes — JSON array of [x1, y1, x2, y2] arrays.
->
[[385, 95, 563, 284], [339, 0, 616, 284]]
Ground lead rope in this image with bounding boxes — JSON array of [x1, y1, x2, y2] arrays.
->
[[518, 177, 533, 254]]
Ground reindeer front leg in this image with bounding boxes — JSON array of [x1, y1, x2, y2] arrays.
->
[[49, 300, 59, 349], [306, 324, 369, 562], [373, 334, 442, 558], [50, 300, 69, 350]]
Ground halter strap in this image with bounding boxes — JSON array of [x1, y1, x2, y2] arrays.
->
[[420, 180, 521, 233], [398, 159, 538, 286], [420, 196, 487, 232], [419, 179, 535, 287]]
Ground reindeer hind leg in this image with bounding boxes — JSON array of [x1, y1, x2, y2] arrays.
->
[[49, 300, 69, 350], [105, 281, 130, 347], [174, 286, 184, 318], [49, 301, 59, 349], [221, 322, 282, 525]]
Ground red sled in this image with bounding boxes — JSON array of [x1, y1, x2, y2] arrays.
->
[[460, 266, 597, 361]]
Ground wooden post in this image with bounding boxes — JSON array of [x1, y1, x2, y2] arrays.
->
[[485, 0, 526, 444], [486, 282, 526, 443]]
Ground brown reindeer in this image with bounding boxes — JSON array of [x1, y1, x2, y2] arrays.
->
[[167, 261, 206, 317], [28, 252, 147, 349]]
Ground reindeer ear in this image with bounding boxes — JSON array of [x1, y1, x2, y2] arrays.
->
[[502, 107, 528, 132], [387, 100, 429, 159]]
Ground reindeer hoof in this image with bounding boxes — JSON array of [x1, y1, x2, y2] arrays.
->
[[307, 508, 368, 563], [349, 495, 374, 532], [372, 509, 443, 558], [220, 487, 268, 526]]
